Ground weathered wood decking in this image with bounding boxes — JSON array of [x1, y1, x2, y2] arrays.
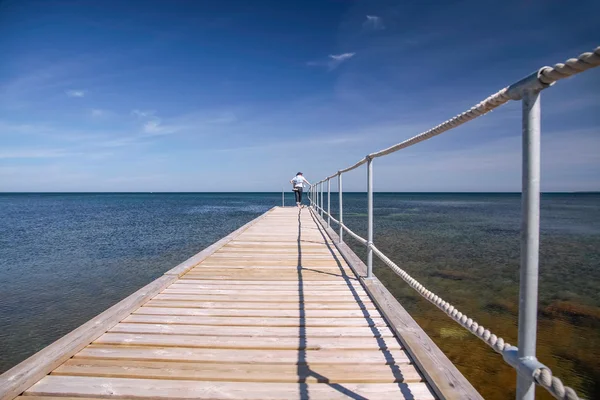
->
[[1, 206, 481, 399]]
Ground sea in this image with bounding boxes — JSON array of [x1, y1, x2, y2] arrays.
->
[[0, 192, 598, 399]]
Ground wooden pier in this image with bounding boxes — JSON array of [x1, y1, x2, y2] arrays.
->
[[0, 207, 481, 400]]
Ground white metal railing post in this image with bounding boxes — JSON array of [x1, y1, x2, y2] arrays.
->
[[320, 182, 324, 217], [516, 89, 542, 400], [338, 172, 343, 243], [367, 157, 374, 279], [295, 49, 600, 400], [327, 178, 331, 227]]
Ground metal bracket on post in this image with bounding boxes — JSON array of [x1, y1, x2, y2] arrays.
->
[[366, 156, 374, 279], [503, 347, 547, 383], [338, 172, 343, 244]]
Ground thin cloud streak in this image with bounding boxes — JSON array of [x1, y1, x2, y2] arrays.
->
[[90, 108, 109, 117], [65, 89, 86, 97], [0, 148, 76, 159], [328, 53, 355, 70], [363, 15, 384, 31], [307, 52, 356, 70], [131, 109, 155, 118]]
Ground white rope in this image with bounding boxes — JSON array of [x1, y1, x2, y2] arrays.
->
[[332, 46, 600, 173], [538, 47, 600, 85], [342, 224, 368, 245], [369, 87, 511, 159], [311, 47, 600, 399], [320, 209, 340, 225], [369, 244, 583, 400]]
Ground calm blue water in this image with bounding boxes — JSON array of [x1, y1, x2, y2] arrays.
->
[[0, 193, 276, 371], [0, 192, 598, 398]]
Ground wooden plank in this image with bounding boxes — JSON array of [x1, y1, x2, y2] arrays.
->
[[93, 332, 403, 351], [122, 314, 389, 327], [165, 284, 366, 295], [225, 242, 327, 247], [153, 293, 373, 303], [144, 300, 377, 310], [109, 322, 395, 338], [184, 266, 353, 272], [194, 260, 349, 267], [161, 288, 365, 296], [52, 359, 423, 383], [170, 279, 364, 288], [311, 209, 483, 400], [217, 248, 343, 255], [134, 307, 382, 319], [26, 375, 436, 399], [207, 253, 339, 258], [76, 345, 413, 365], [179, 274, 354, 281], [0, 274, 177, 400]]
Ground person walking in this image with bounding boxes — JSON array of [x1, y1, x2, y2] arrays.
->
[[290, 172, 311, 208]]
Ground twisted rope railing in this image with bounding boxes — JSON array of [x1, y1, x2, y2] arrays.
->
[[318, 47, 600, 175], [367, 245, 580, 400], [538, 47, 600, 85], [310, 46, 599, 400], [314, 204, 367, 245]]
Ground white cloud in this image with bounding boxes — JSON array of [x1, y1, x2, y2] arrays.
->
[[131, 109, 155, 118], [142, 119, 180, 136], [90, 109, 106, 117], [308, 52, 356, 71], [363, 15, 384, 31], [0, 148, 75, 159], [143, 120, 161, 133], [329, 53, 355, 62], [66, 89, 86, 98], [328, 52, 356, 70]]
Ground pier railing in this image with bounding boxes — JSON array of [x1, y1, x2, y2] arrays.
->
[[308, 46, 599, 400]]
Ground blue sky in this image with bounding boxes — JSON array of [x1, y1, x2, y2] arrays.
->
[[0, 0, 598, 192]]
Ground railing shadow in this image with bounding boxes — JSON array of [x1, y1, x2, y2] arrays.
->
[[300, 267, 356, 280], [296, 208, 370, 400], [307, 209, 417, 399]]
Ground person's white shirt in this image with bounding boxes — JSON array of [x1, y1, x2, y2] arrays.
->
[[291, 175, 308, 188]]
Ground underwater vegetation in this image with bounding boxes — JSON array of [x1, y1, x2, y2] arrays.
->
[[337, 193, 600, 399]]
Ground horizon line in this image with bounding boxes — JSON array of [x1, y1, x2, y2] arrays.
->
[[1, 191, 598, 195]]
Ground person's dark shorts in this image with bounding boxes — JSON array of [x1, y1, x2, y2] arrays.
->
[[294, 188, 303, 203]]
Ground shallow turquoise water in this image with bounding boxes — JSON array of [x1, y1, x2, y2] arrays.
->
[[0, 192, 598, 398]]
